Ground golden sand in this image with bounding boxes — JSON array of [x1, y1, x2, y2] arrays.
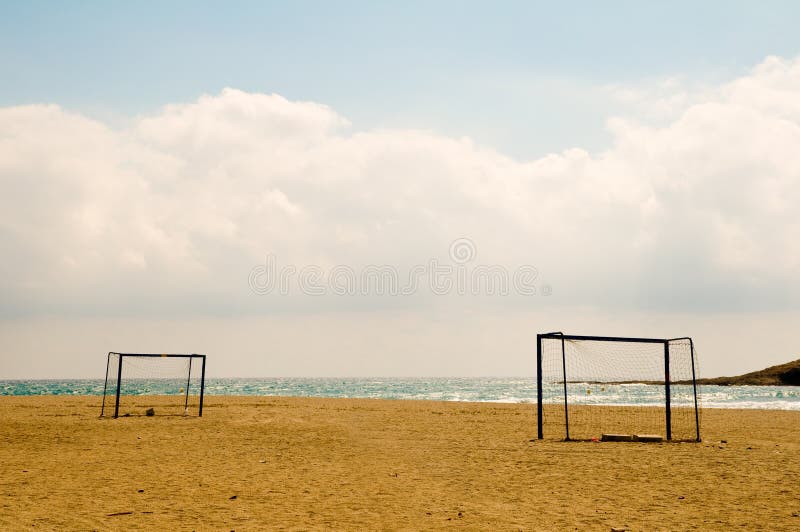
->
[[1, 396, 799, 530]]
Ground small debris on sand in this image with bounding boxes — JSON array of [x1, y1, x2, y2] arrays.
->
[[145, 408, 155, 417]]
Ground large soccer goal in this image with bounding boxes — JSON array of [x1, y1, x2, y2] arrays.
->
[[100, 353, 207, 418], [537, 333, 700, 441]]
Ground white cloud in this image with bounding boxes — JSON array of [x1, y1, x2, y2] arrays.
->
[[1, 56, 800, 319]]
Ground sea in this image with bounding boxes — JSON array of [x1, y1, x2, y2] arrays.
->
[[1, 378, 799, 410]]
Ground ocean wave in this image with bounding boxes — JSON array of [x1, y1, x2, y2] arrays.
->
[[1, 378, 799, 411]]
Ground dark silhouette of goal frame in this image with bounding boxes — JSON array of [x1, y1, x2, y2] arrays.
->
[[536, 333, 700, 442], [100, 353, 207, 418]]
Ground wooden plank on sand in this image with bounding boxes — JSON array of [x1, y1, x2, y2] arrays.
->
[[601, 434, 634, 442]]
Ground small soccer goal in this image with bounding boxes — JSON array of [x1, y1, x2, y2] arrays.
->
[[100, 353, 207, 418], [536, 333, 700, 442]]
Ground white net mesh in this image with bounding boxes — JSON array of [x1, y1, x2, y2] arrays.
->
[[539, 336, 699, 441], [101, 353, 205, 417]]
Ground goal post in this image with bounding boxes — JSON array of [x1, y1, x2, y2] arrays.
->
[[100, 353, 207, 418], [536, 333, 700, 442]]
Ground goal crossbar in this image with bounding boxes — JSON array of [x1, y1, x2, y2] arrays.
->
[[539, 332, 691, 344]]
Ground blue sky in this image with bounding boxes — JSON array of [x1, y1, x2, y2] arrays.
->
[[3, 1, 800, 157], [2, 2, 800, 377]]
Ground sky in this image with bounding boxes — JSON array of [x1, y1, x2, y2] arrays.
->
[[2, 2, 800, 378]]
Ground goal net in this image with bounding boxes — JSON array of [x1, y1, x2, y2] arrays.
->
[[100, 353, 207, 418], [537, 334, 700, 441]]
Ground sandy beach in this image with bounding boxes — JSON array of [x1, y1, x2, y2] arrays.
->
[[1, 396, 799, 530]]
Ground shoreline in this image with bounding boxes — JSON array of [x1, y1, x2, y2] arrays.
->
[[2, 377, 799, 412], [2, 394, 800, 413]]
